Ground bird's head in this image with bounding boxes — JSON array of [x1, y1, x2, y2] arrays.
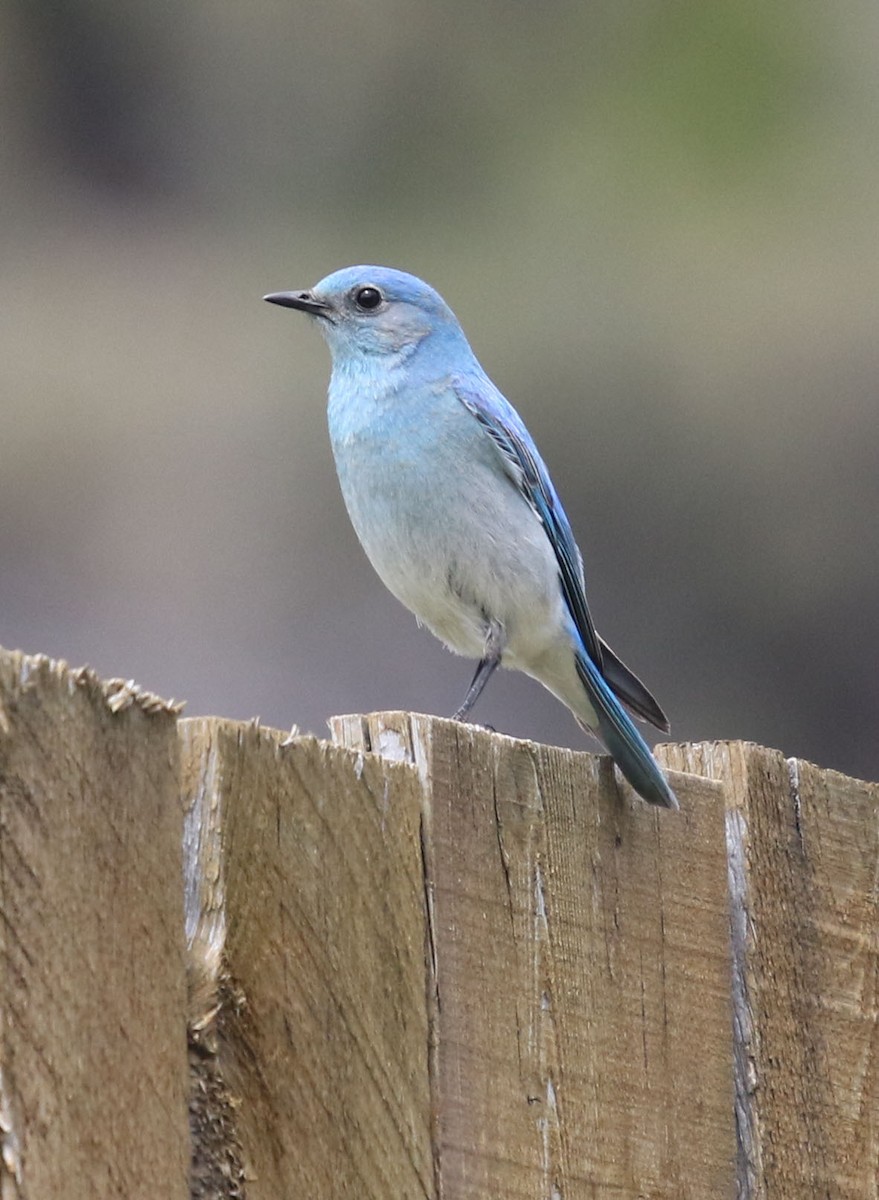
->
[[264, 265, 468, 363]]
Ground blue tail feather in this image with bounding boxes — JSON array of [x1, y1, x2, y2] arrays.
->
[[575, 649, 678, 809]]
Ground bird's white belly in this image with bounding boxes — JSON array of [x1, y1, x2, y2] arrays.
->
[[342, 459, 570, 670]]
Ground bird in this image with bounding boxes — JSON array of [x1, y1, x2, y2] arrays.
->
[[265, 266, 677, 808]]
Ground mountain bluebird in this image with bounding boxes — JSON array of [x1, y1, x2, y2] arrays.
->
[[265, 266, 677, 808]]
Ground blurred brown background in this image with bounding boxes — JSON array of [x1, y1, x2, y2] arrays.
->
[[1, 1, 877, 781]]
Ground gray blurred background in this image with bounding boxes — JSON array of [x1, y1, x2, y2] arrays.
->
[[1, 0, 877, 781]]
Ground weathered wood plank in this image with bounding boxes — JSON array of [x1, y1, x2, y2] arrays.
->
[[656, 741, 879, 1200], [331, 713, 735, 1199], [182, 717, 433, 1199], [1, 644, 874, 1200], [0, 649, 189, 1200]]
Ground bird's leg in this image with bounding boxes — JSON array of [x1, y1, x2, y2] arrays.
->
[[451, 620, 505, 721]]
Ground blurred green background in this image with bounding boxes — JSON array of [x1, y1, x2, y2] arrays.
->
[[2, 0, 877, 780]]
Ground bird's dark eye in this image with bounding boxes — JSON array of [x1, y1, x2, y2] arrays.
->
[[353, 286, 382, 311]]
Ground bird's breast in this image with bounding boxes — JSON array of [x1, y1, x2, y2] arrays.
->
[[326, 381, 568, 664]]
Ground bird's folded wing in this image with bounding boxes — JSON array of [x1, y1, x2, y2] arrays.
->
[[453, 377, 603, 670]]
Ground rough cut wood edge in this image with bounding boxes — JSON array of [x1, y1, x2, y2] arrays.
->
[[180, 716, 434, 1199], [330, 712, 735, 1200], [0, 647, 189, 1200], [655, 741, 879, 1200]]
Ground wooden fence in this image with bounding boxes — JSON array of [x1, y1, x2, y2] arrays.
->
[[0, 646, 876, 1198]]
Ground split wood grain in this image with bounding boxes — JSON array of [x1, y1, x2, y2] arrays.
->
[[656, 741, 879, 1200], [331, 713, 736, 1200], [181, 717, 433, 1199], [0, 649, 189, 1200]]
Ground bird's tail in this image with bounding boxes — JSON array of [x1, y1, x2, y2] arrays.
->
[[575, 649, 678, 809]]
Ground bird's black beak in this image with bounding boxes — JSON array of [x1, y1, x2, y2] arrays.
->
[[263, 290, 332, 317]]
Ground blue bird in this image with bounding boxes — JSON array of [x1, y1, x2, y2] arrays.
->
[[265, 266, 677, 808]]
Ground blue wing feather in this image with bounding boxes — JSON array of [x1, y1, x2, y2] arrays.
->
[[453, 376, 604, 670]]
